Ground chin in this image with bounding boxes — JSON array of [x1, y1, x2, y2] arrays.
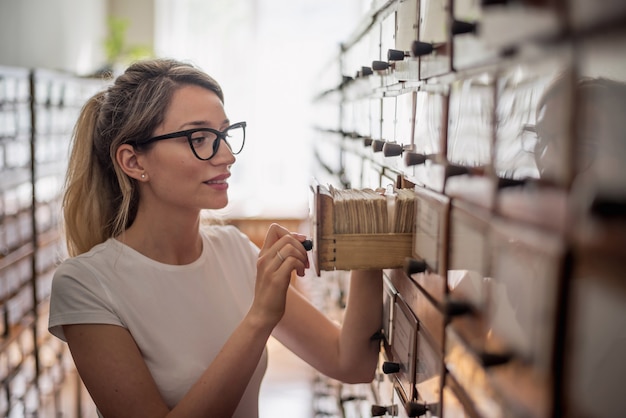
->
[[208, 199, 229, 210]]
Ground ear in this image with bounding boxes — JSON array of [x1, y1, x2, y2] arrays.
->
[[116, 144, 147, 181]]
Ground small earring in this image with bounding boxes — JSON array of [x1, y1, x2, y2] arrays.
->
[[141, 173, 146, 179]]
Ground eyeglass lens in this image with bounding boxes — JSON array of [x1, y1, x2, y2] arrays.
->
[[190, 125, 245, 160]]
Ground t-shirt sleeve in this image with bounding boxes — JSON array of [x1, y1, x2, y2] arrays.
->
[[48, 259, 124, 342]]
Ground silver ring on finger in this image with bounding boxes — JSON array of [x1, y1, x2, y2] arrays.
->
[[276, 250, 285, 262]]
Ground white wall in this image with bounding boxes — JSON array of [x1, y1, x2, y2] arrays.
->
[[0, 0, 108, 74]]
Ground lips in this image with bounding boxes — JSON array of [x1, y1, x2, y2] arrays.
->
[[204, 173, 230, 185]]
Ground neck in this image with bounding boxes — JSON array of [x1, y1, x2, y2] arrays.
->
[[118, 207, 204, 265]]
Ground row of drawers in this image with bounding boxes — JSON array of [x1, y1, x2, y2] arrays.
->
[[0, 66, 104, 415], [317, 0, 626, 91], [363, 181, 625, 418]]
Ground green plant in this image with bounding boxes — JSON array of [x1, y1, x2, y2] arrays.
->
[[104, 16, 153, 67]]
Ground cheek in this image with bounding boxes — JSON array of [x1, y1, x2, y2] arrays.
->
[[149, 148, 199, 185]]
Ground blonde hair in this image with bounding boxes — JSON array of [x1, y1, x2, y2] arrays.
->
[[63, 58, 224, 256]]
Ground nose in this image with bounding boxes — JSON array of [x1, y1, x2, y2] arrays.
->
[[211, 138, 236, 165]]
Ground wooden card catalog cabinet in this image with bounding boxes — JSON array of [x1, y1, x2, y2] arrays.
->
[[311, 184, 415, 274]]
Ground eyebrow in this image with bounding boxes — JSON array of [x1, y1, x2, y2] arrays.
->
[[179, 119, 230, 130]]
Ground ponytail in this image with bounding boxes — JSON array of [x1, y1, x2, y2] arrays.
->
[[63, 92, 120, 256]]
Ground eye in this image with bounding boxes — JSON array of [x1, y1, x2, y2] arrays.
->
[[190, 131, 217, 147]]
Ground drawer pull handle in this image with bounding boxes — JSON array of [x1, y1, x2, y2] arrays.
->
[[445, 299, 474, 317], [405, 401, 429, 417], [478, 351, 513, 367], [371, 404, 398, 416], [451, 20, 478, 35], [404, 152, 432, 166], [382, 361, 401, 374], [411, 41, 437, 57], [383, 142, 405, 157], [372, 60, 391, 71], [372, 139, 385, 153], [388, 48, 410, 61], [404, 257, 427, 275], [357, 66, 373, 77]]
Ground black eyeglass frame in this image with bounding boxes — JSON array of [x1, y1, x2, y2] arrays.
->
[[130, 121, 247, 161]]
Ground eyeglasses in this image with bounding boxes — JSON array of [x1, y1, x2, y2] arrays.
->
[[132, 122, 246, 161]]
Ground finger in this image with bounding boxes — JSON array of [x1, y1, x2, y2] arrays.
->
[[274, 242, 308, 276], [275, 254, 307, 277], [261, 223, 291, 253]]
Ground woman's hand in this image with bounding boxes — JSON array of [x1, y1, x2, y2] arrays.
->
[[250, 223, 310, 329]]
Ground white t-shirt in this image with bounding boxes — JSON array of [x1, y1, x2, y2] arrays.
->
[[48, 225, 267, 417]]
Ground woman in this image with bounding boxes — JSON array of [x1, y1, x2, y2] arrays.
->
[[48, 58, 382, 417]]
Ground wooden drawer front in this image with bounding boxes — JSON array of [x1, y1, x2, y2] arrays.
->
[[445, 327, 507, 418], [393, 0, 420, 82], [447, 75, 494, 169], [376, 350, 396, 407], [353, 97, 370, 140], [452, 0, 498, 71], [406, 90, 447, 191], [415, 326, 444, 412], [383, 274, 398, 346], [381, 91, 416, 173], [414, 285, 445, 354], [375, 96, 397, 167], [381, 9, 396, 64], [569, 0, 626, 31], [390, 269, 445, 352], [341, 100, 355, 138], [370, 97, 383, 142], [396, 91, 416, 147], [391, 296, 419, 401], [576, 30, 626, 197], [564, 254, 626, 418], [447, 201, 490, 310], [493, 47, 574, 185], [442, 372, 481, 418], [405, 187, 450, 307], [419, 0, 451, 79], [396, 0, 419, 53], [488, 219, 564, 374], [344, 27, 379, 81]]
